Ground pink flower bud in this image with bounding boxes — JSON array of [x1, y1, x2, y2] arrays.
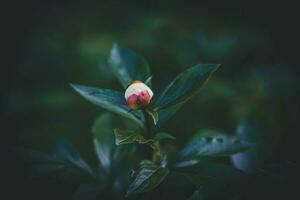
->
[[125, 80, 153, 110]]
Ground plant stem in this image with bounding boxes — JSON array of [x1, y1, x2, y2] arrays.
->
[[143, 109, 161, 163], [151, 141, 162, 163], [143, 109, 153, 138]]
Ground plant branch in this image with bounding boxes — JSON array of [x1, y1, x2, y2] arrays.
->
[[143, 109, 154, 138], [143, 109, 162, 163]]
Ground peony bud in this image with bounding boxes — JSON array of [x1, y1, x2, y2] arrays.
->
[[125, 80, 153, 110]]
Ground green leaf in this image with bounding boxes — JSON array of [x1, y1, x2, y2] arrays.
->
[[126, 161, 169, 196], [108, 43, 151, 88], [16, 148, 66, 177], [231, 116, 264, 173], [70, 84, 144, 128], [180, 130, 253, 158], [92, 113, 114, 171], [175, 161, 248, 199], [155, 64, 220, 109], [53, 139, 96, 178], [91, 112, 138, 178], [17, 142, 97, 183], [114, 128, 151, 145], [155, 132, 176, 141], [156, 102, 183, 127], [144, 76, 152, 88], [187, 191, 201, 200]]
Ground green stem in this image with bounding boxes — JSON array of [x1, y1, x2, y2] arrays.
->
[[143, 109, 161, 163], [151, 141, 162, 163], [143, 109, 153, 138]]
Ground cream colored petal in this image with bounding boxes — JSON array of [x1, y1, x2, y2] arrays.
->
[[125, 82, 153, 99]]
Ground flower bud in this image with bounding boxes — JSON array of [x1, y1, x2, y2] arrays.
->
[[125, 80, 153, 110]]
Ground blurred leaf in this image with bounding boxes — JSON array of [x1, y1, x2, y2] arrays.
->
[[17, 141, 96, 183], [145, 76, 153, 88], [155, 132, 176, 141], [54, 139, 96, 177], [91, 114, 139, 191], [92, 113, 114, 171], [173, 160, 199, 168], [155, 64, 220, 109], [231, 117, 264, 173], [175, 160, 248, 199], [16, 148, 66, 177], [126, 160, 169, 196], [17, 148, 62, 164], [108, 43, 151, 88], [72, 183, 100, 200], [70, 84, 145, 128], [93, 139, 110, 172], [180, 130, 253, 158], [29, 163, 65, 177], [187, 191, 201, 200]]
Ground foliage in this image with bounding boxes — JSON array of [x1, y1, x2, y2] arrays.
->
[[22, 44, 260, 199], [7, 2, 299, 198], [69, 44, 255, 198], [180, 129, 254, 158]]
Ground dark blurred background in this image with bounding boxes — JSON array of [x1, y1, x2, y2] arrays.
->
[[2, 0, 300, 200]]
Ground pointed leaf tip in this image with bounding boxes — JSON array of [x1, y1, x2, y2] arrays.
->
[[154, 63, 220, 113], [108, 43, 151, 89]]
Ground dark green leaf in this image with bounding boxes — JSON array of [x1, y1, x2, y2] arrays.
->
[[91, 112, 137, 179], [187, 191, 201, 200], [181, 130, 253, 158], [93, 138, 111, 173], [17, 144, 97, 184], [70, 83, 144, 128], [92, 113, 114, 171], [54, 139, 96, 177], [16, 148, 63, 164], [155, 132, 176, 141], [114, 128, 151, 145], [72, 183, 100, 200], [16, 148, 66, 177], [231, 117, 264, 173], [155, 64, 220, 109], [156, 102, 183, 127], [126, 161, 169, 196], [144, 76, 152, 88], [108, 43, 151, 88], [92, 113, 114, 140], [175, 161, 248, 199]]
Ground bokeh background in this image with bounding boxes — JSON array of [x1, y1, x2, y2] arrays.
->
[[3, 0, 299, 200]]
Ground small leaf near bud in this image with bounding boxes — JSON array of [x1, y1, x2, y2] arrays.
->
[[125, 80, 153, 110]]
